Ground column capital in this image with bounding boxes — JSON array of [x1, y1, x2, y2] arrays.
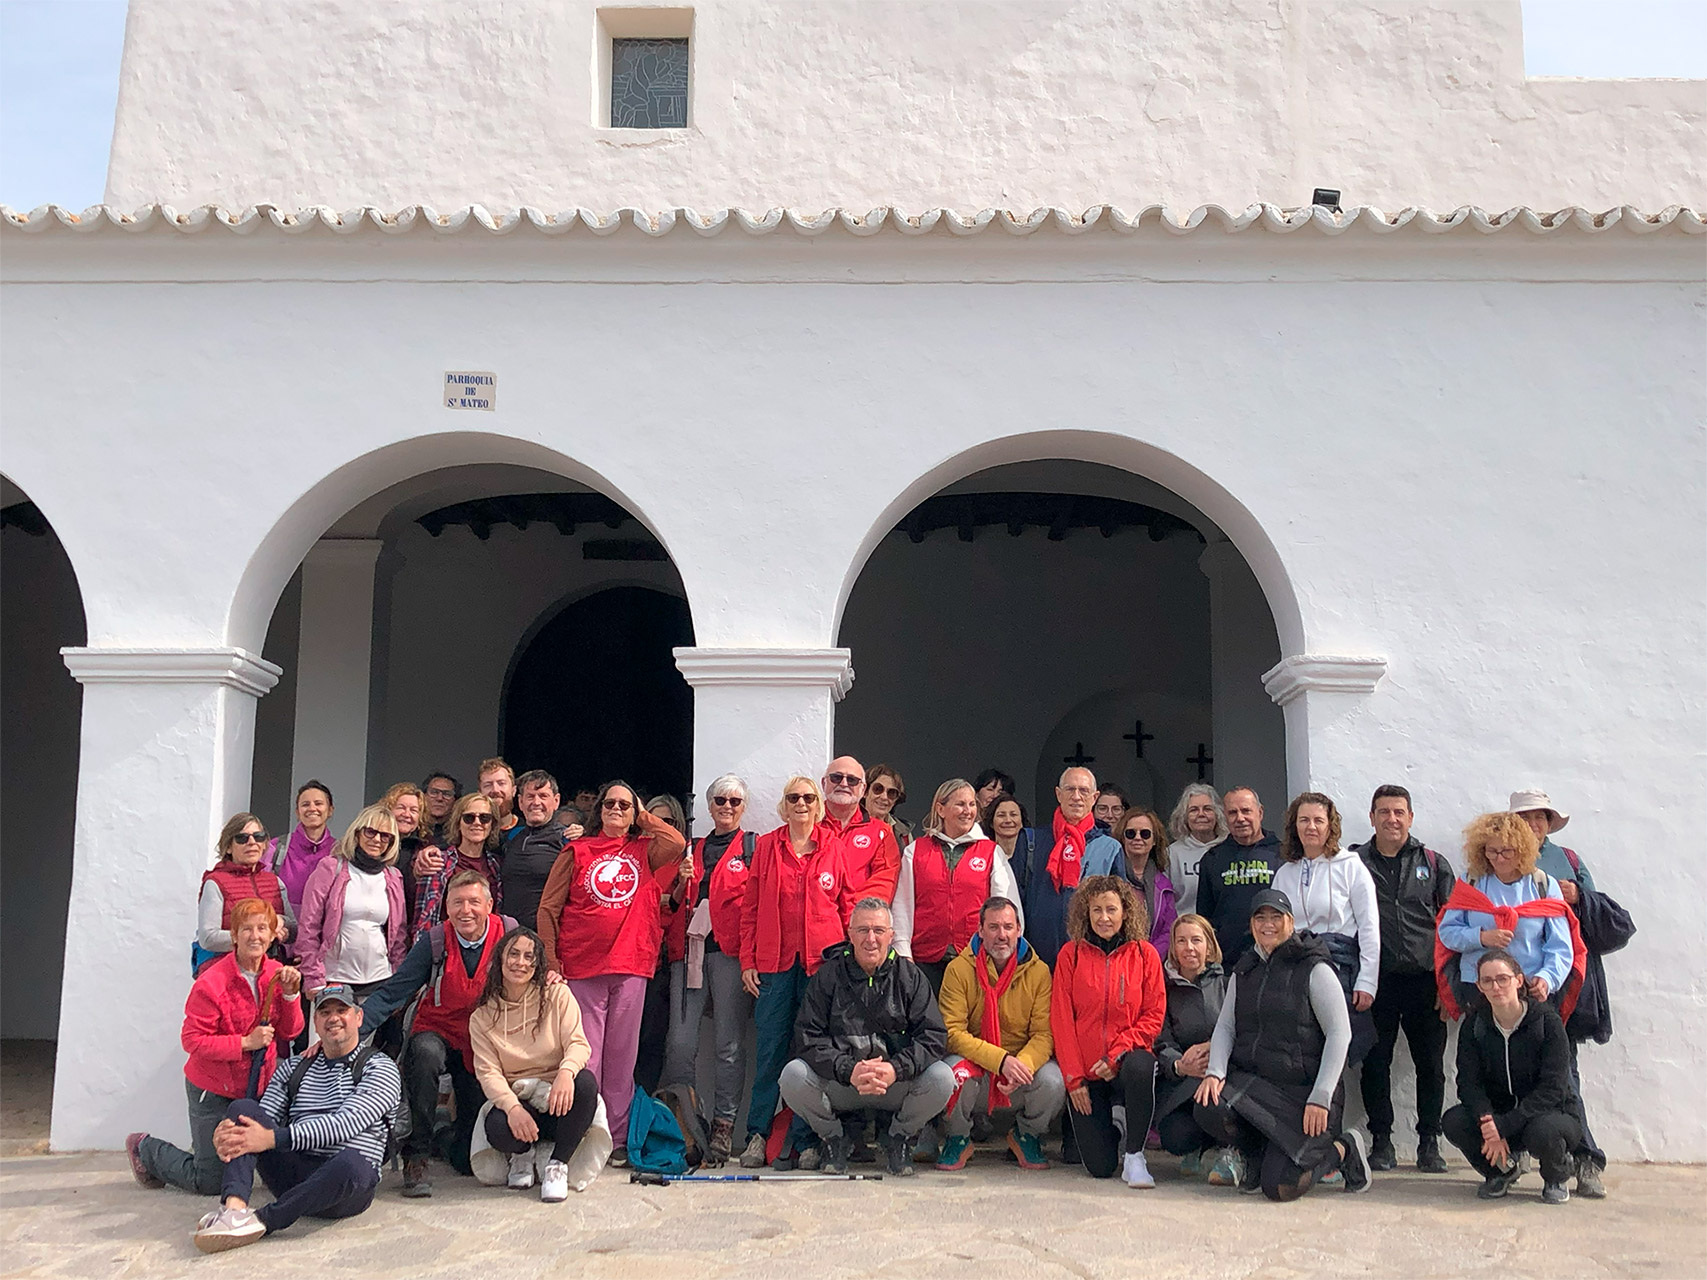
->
[[1261, 654, 1387, 707], [61, 646, 282, 697], [673, 647, 855, 702]]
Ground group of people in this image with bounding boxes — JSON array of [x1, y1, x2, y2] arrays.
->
[[125, 755, 1627, 1252]]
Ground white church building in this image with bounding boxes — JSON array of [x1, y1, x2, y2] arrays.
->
[[2, 0, 1702, 1161]]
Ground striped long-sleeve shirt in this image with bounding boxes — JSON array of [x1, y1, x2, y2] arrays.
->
[[258, 1046, 401, 1172]]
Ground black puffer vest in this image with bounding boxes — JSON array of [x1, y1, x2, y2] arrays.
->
[[1230, 931, 1332, 1088]]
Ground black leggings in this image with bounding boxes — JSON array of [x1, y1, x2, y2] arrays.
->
[[1194, 1099, 1338, 1202], [1441, 1103, 1580, 1185], [1067, 1049, 1156, 1179], [1158, 1106, 1214, 1155], [483, 1069, 600, 1165]]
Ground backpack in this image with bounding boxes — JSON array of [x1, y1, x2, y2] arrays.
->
[[281, 1045, 405, 1165], [625, 1088, 689, 1175], [656, 1081, 708, 1168]]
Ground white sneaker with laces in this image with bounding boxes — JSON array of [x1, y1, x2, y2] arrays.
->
[[540, 1158, 570, 1202], [508, 1150, 537, 1189], [1121, 1151, 1156, 1189], [193, 1206, 265, 1253]]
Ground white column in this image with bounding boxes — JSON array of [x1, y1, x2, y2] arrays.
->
[[673, 647, 854, 832], [1199, 539, 1288, 808], [290, 538, 383, 814], [54, 646, 280, 1150], [1262, 654, 1390, 797]]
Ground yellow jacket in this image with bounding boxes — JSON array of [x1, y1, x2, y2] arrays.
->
[[938, 939, 1053, 1074]]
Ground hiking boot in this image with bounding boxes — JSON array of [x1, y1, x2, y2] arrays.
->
[[1574, 1154, 1607, 1199], [1416, 1134, 1448, 1174], [885, 1131, 917, 1177], [1178, 1148, 1204, 1178], [1238, 1155, 1264, 1194], [796, 1145, 823, 1172], [1478, 1165, 1521, 1199], [934, 1134, 974, 1171], [1007, 1130, 1049, 1170], [540, 1159, 570, 1203], [125, 1133, 163, 1189], [1207, 1146, 1246, 1188], [849, 1126, 877, 1164], [1368, 1133, 1397, 1171], [193, 1206, 265, 1254], [1542, 1180, 1571, 1205], [738, 1132, 768, 1168], [771, 1149, 799, 1172], [705, 1117, 735, 1168], [822, 1133, 853, 1175], [1339, 1130, 1373, 1194], [401, 1157, 432, 1198], [507, 1151, 536, 1189], [1121, 1151, 1155, 1189], [609, 1146, 630, 1169]]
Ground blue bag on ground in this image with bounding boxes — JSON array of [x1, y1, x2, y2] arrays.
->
[[626, 1089, 689, 1174]]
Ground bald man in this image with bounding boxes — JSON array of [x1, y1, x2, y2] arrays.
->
[[817, 756, 902, 906], [1009, 767, 1121, 966]]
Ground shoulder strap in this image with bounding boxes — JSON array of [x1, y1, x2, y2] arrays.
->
[[429, 925, 448, 968], [347, 1043, 378, 1086], [281, 1052, 315, 1110], [1422, 846, 1438, 873], [499, 914, 519, 934], [1561, 846, 1581, 875], [744, 831, 756, 858]]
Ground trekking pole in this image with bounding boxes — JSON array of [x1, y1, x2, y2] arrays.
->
[[630, 1170, 883, 1185]]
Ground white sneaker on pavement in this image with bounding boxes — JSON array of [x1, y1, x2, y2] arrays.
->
[[193, 1206, 265, 1253], [508, 1150, 537, 1189], [540, 1159, 570, 1203], [1121, 1151, 1156, 1189]]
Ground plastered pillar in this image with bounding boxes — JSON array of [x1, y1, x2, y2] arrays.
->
[[290, 539, 382, 814], [1200, 538, 1288, 808], [673, 648, 854, 833], [1262, 654, 1390, 798], [54, 646, 280, 1150]]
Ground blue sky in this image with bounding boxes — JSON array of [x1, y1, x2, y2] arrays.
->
[[1, 0, 1703, 210]]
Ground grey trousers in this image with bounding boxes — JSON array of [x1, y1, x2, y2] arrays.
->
[[779, 1057, 956, 1142], [943, 1057, 1066, 1138], [661, 951, 752, 1123], [137, 1079, 233, 1194]]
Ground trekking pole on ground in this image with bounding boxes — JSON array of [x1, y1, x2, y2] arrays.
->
[[630, 1170, 883, 1185]]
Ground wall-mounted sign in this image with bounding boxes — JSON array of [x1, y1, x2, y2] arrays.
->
[[444, 371, 496, 411]]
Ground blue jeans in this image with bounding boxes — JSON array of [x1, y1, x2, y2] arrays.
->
[[745, 961, 809, 1145]]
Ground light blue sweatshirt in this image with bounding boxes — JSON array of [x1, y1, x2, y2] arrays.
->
[[1437, 871, 1572, 992]]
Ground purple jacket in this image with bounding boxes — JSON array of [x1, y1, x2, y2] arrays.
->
[[1147, 869, 1179, 954], [269, 825, 337, 911], [294, 856, 407, 991]]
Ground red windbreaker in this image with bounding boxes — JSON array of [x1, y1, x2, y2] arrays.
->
[[1049, 936, 1167, 1092], [740, 825, 852, 975], [819, 809, 901, 905]]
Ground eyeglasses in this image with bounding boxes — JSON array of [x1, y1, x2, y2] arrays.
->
[[357, 827, 396, 848], [1477, 973, 1521, 989], [785, 792, 817, 806], [461, 813, 494, 826], [709, 795, 744, 808], [1059, 785, 1094, 796], [868, 782, 900, 799], [824, 772, 863, 788], [231, 831, 269, 846], [426, 787, 456, 799], [602, 799, 634, 812], [1123, 828, 1154, 841], [1486, 846, 1519, 858]]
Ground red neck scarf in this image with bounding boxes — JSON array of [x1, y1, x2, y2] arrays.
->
[[946, 944, 1023, 1113], [1434, 879, 1587, 1022], [1047, 810, 1094, 892]]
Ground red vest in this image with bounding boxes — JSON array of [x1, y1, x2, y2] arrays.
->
[[909, 836, 998, 963], [554, 835, 675, 981], [411, 915, 505, 1068], [201, 862, 288, 927]]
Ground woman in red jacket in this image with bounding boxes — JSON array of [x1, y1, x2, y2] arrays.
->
[[1050, 874, 1167, 1188], [127, 898, 304, 1194], [736, 776, 853, 1169], [535, 779, 685, 1164]]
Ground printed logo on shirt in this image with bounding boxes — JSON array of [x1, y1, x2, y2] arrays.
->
[[1064, 849, 1079, 862], [967, 856, 988, 873], [586, 853, 641, 907], [1223, 859, 1274, 886], [727, 859, 745, 873], [852, 833, 873, 850], [1416, 865, 1430, 881], [817, 871, 836, 892]]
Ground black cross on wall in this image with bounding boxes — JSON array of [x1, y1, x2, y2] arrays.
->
[[1122, 719, 1155, 760], [1186, 743, 1214, 781], [1063, 742, 1097, 767]]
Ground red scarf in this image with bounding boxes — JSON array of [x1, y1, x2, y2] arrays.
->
[[1434, 879, 1587, 1022], [1047, 810, 1094, 892], [947, 945, 1022, 1112]]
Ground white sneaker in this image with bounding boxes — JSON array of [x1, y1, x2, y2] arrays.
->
[[1121, 1151, 1156, 1189], [508, 1151, 537, 1189], [193, 1206, 265, 1253], [540, 1158, 570, 1202]]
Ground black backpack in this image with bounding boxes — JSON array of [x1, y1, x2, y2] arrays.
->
[[281, 1046, 405, 1165]]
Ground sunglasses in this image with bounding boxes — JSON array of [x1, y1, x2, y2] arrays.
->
[[785, 792, 817, 806], [1123, 828, 1154, 841], [357, 827, 396, 848], [868, 782, 900, 799], [602, 798, 634, 812], [461, 812, 494, 825], [825, 773, 863, 788], [709, 795, 744, 808], [231, 831, 269, 846]]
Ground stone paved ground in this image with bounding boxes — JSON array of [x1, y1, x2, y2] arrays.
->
[[2, 1149, 1701, 1280]]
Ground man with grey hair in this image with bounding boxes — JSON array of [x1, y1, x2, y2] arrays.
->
[[1011, 767, 1122, 965], [778, 898, 954, 1176], [1195, 786, 1283, 966], [1167, 784, 1228, 916]]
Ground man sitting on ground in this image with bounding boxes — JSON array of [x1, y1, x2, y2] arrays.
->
[[778, 898, 955, 1176], [936, 896, 1064, 1171], [192, 985, 401, 1253]]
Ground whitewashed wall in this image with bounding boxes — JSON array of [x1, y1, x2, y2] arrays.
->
[[1, 222, 1701, 1163]]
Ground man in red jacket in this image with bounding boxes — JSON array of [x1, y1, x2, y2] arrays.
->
[[818, 756, 901, 906]]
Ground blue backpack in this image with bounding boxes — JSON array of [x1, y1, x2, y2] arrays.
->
[[625, 1089, 689, 1175]]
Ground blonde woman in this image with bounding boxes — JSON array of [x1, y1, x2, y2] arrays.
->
[[294, 806, 408, 1021]]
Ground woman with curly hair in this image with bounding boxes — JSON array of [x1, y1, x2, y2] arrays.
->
[[1049, 874, 1167, 1186]]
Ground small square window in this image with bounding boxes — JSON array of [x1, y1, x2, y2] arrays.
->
[[610, 37, 689, 128]]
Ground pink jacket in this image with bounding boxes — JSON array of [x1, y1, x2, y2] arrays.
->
[[181, 952, 306, 1100], [295, 856, 408, 990]]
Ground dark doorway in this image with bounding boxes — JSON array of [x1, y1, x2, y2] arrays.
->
[[502, 586, 695, 803]]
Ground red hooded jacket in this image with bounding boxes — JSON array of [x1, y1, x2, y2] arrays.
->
[[740, 825, 853, 975], [1049, 936, 1167, 1092], [180, 951, 306, 1100]]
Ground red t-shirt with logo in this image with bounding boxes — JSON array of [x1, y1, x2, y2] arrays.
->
[[553, 834, 677, 980]]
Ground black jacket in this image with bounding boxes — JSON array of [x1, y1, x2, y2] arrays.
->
[[1354, 836, 1457, 976], [1565, 887, 1636, 1045], [499, 819, 569, 932], [1195, 831, 1284, 966], [1155, 961, 1225, 1117], [794, 943, 947, 1086], [1455, 999, 1579, 1139]]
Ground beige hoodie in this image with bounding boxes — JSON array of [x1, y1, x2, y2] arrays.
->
[[469, 982, 592, 1114]]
